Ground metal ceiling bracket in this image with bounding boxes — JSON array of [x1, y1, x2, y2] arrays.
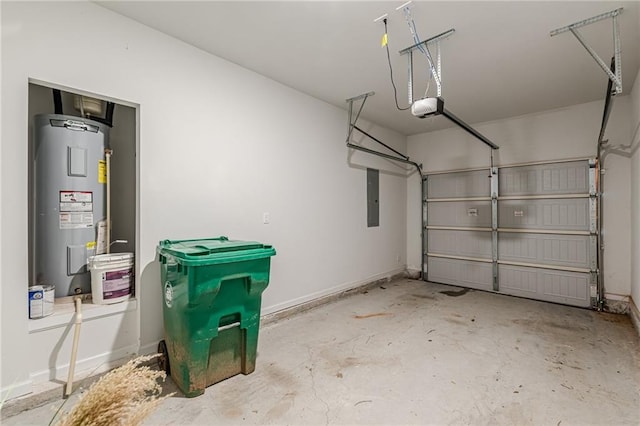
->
[[397, 26, 499, 151], [346, 91, 375, 142], [407, 53, 414, 104], [400, 28, 455, 102], [550, 8, 623, 95], [345, 91, 410, 160], [436, 42, 442, 97]]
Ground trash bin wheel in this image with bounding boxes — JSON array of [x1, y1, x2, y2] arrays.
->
[[157, 340, 171, 375]]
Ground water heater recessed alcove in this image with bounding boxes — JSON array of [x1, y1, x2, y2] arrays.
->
[[28, 81, 138, 316]]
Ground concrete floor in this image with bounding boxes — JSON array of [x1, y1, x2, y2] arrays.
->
[[4, 279, 640, 425]]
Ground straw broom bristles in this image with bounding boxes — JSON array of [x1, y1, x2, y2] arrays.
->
[[55, 355, 174, 426]]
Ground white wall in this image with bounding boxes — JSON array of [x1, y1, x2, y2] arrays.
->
[[407, 97, 633, 300], [630, 66, 640, 310], [0, 0, 4, 401], [1, 2, 408, 399]]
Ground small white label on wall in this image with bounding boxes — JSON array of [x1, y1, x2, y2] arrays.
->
[[467, 208, 478, 217], [514, 210, 524, 217]]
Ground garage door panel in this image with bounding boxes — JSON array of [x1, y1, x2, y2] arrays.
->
[[428, 201, 492, 227], [499, 264, 590, 307], [425, 159, 596, 309], [498, 199, 589, 231], [499, 161, 589, 196], [427, 170, 491, 199], [498, 233, 590, 269], [428, 257, 493, 291], [428, 230, 492, 259]]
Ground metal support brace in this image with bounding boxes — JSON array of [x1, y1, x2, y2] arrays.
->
[[436, 42, 442, 97], [550, 8, 623, 94], [613, 14, 622, 93], [346, 92, 375, 142], [588, 159, 600, 309], [400, 29, 454, 100], [423, 175, 429, 281], [346, 92, 411, 160], [490, 166, 499, 291], [408, 52, 414, 104]]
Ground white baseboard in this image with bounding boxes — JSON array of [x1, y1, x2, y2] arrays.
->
[[1, 379, 33, 405], [139, 341, 160, 356], [261, 268, 406, 316], [604, 293, 630, 314], [405, 268, 422, 279], [29, 344, 139, 385], [604, 293, 630, 302]]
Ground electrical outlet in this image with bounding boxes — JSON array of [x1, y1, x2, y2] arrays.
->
[[263, 212, 270, 224]]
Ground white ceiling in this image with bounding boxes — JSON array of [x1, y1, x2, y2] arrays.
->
[[97, 1, 640, 136]]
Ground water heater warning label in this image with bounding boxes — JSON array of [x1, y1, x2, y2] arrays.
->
[[59, 191, 94, 229], [60, 212, 94, 229], [98, 160, 106, 184], [60, 191, 92, 203]]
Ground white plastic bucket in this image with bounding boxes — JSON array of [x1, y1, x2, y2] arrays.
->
[[89, 253, 134, 304]]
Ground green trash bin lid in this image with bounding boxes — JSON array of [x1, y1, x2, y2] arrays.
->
[[157, 236, 276, 266]]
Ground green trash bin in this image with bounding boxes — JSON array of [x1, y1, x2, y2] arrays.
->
[[157, 236, 276, 397]]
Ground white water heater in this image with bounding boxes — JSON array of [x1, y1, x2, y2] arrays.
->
[[33, 114, 108, 297]]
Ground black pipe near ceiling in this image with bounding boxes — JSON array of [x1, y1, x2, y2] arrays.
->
[[52, 89, 63, 115]]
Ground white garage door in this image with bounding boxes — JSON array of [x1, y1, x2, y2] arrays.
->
[[425, 169, 494, 292], [424, 159, 598, 308]]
